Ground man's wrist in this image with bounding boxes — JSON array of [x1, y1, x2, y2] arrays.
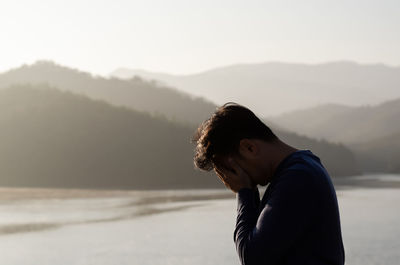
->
[[236, 185, 259, 210], [236, 181, 256, 192], [237, 186, 254, 193]]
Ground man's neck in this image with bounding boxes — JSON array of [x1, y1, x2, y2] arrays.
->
[[268, 140, 298, 180]]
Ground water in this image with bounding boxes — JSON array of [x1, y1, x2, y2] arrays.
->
[[0, 175, 399, 265]]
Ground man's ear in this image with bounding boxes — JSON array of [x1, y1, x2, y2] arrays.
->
[[239, 138, 259, 158]]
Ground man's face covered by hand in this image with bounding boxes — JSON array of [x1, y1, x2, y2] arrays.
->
[[213, 154, 254, 193]]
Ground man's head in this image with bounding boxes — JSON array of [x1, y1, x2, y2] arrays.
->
[[192, 102, 280, 186]]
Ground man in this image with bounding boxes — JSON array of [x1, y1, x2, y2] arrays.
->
[[192, 102, 345, 265]]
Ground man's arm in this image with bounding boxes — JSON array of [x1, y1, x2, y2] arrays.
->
[[233, 170, 317, 265]]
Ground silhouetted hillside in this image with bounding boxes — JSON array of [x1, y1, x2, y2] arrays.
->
[[269, 99, 400, 144], [260, 118, 360, 176], [0, 84, 360, 190], [351, 133, 400, 173], [112, 61, 400, 116], [269, 100, 400, 173], [0, 85, 219, 189], [0, 61, 216, 126]]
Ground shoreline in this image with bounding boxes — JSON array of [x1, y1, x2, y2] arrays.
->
[[0, 174, 399, 202], [0, 174, 399, 236], [333, 176, 400, 189]]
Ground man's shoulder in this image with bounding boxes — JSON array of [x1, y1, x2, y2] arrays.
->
[[280, 150, 327, 175], [271, 150, 332, 190], [263, 151, 336, 213]]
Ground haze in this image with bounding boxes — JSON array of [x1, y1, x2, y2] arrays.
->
[[1, 2, 400, 264], [1, 0, 400, 75]]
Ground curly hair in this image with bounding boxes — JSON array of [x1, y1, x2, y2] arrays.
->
[[192, 102, 278, 171]]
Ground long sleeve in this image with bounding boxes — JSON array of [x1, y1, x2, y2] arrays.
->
[[233, 170, 317, 265]]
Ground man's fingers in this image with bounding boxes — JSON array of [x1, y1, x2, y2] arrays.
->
[[214, 167, 233, 189], [214, 159, 248, 193], [228, 157, 244, 175], [215, 166, 223, 176], [215, 166, 235, 185], [214, 167, 224, 179], [215, 167, 228, 182]]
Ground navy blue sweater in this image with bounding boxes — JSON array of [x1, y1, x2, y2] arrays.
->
[[233, 150, 345, 265]]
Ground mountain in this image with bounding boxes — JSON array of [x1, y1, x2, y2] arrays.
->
[[268, 100, 400, 173], [351, 132, 400, 173], [0, 84, 359, 191], [0, 84, 220, 189], [0, 61, 216, 126], [269, 99, 400, 144], [111, 61, 400, 116]]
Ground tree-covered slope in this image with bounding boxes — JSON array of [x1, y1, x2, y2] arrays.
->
[[0, 84, 219, 189], [0, 85, 359, 190], [0, 61, 216, 126], [351, 132, 400, 173], [270, 99, 400, 144]]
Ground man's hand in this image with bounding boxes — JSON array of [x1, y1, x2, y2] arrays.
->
[[214, 156, 254, 193]]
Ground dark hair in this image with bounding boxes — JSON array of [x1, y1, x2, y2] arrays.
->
[[192, 102, 278, 171]]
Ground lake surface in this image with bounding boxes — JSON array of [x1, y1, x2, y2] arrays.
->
[[0, 174, 399, 265]]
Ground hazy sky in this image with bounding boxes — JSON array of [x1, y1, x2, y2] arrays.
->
[[1, 0, 399, 75]]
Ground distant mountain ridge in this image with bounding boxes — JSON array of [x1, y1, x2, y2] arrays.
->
[[112, 61, 400, 116], [0, 84, 219, 189], [351, 132, 400, 173], [0, 85, 359, 190], [269, 99, 400, 144], [268, 100, 400, 173], [0, 62, 364, 190], [0, 61, 216, 126]]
